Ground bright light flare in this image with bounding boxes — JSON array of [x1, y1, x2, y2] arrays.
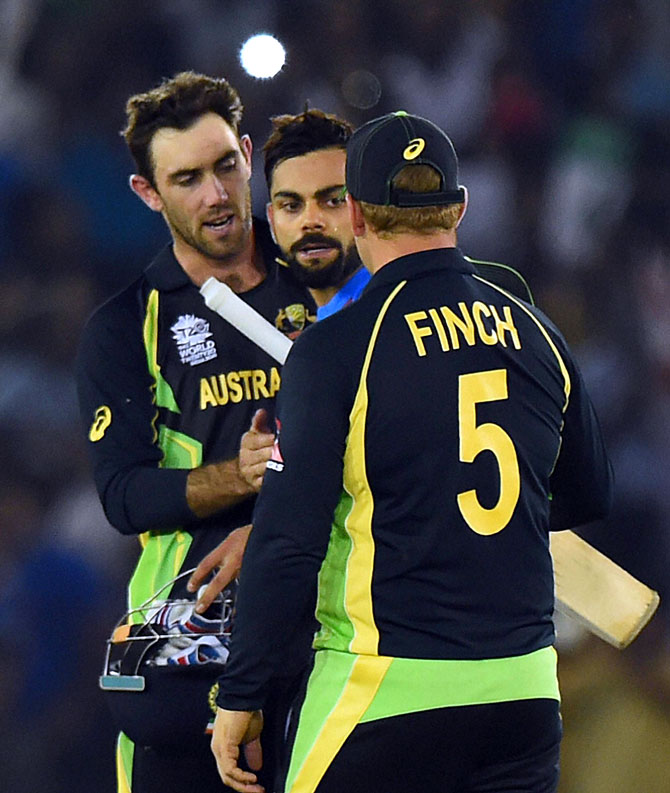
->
[[240, 34, 286, 79]]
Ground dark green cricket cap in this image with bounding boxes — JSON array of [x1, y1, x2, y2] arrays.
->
[[346, 111, 466, 207]]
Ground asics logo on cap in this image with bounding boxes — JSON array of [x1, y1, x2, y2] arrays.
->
[[403, 138, 425, 160]]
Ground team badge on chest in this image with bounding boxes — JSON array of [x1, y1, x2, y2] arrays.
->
[[171, 314, 218, 366]]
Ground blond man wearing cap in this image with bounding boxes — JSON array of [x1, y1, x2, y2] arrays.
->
[[211, 111, 612, 793]]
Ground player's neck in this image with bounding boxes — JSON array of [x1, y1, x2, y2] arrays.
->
[[365, 230, 457, 274], [309, 266, 363, 308], [174, 229, 266, 293]]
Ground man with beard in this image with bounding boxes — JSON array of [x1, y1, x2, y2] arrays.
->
[[75, 72, 316, 793], [262, 109, 533, 322], [264, 109, 369, 319], [186, 110, 368, 605], [212, 111, 612, 793], [188, 108, 535, 611]]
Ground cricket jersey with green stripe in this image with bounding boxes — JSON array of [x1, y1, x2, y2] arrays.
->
[[76, 220, 316, 611], [217, 247, 612, 717]]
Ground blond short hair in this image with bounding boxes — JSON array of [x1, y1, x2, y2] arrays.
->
[[359, 165, 462, 237]]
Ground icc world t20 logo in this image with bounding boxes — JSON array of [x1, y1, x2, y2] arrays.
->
[[171, 314, 218, 367]]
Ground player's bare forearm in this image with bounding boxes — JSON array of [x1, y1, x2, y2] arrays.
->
[[186, 458, 255, 518], [188, 524, 253, 613]]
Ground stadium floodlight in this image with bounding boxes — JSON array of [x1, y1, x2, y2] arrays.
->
[[239, 34, 286, 79]]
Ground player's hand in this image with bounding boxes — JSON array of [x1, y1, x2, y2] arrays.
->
[[239, 409, 275, 492], [187, 524, 252, 614], [211, 707, 264, 793]]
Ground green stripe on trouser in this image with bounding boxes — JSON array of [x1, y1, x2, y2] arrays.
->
[[284, 646, 559, 793], [128, 530, 193, 615], [116, 733, 134, 793]]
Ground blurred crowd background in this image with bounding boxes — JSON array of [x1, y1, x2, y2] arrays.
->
[[1, 0, 669, 790]]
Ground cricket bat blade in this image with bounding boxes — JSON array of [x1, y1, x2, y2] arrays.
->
[[550, 530, 660, 649]]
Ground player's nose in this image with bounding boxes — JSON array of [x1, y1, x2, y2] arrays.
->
[[301, 200, 326, 230], [204, 174, 229, 205]]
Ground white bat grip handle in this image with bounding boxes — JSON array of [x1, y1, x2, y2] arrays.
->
[[200, 277, 293, 364]]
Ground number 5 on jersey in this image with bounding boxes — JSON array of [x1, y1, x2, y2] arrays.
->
[[457, 369, 520, 535]]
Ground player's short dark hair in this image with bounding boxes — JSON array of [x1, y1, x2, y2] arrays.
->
[[122, 71, 244, 185], [263, 109, 353, 188]]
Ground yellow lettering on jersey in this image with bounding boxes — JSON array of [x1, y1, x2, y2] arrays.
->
[[252, 370, 270, 399], [405, 302, 522, 357], [199, 368, 279, 409], [472, 301, 498, 345], [428, 308, 450, 351], [270, 366, 281, 397], [404, 311, 433, 356], [441, 302, 476, 349], [200, 379, 217, 410], [489, 305, 522, 349], [211, 375, 229, 405], [89, 405, 112, 441], [227, 372, 243, 403], [238, 370, 253, 400]]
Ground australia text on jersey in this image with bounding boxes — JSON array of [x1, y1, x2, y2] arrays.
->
[[200, 366, 281, 409]]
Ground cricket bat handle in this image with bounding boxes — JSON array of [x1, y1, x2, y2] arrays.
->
[[200, 277, 292, 364]]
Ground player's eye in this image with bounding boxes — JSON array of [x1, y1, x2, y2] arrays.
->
[[175, 173, 198, 186], [217, 156, 237, 174], [325, 186, 347, 207]]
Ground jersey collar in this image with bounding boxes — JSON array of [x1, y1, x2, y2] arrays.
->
[[361, 246, 475, 296], [316, 266, 372, 321]]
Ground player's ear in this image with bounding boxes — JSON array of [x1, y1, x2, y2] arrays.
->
[[240, 134, 253, 175], [129, 174, 163, 213], [347, 194, 366, 237], [455, 185, 468, 228], [266, 202, 278, 244]]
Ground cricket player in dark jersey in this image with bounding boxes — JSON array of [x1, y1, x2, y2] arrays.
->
[[188, 108, 536, 612], [76, 72, 315, 793], [210, 112, 613, 793]]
